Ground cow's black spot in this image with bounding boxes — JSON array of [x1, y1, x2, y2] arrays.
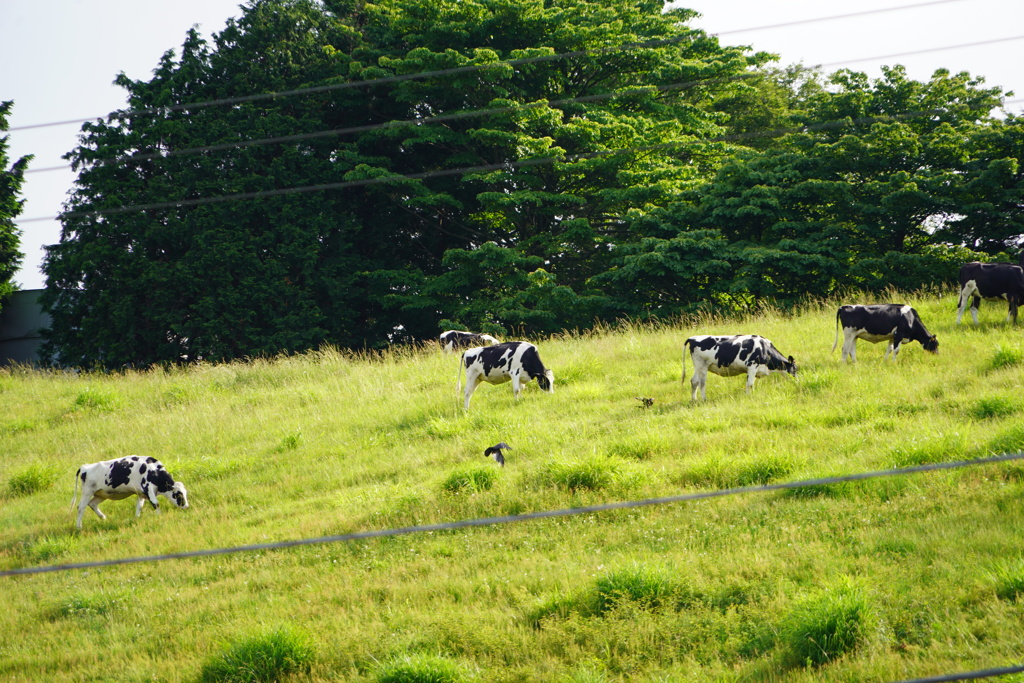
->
[[146, 457, 157, 464], [106, 459, 133, 488], [147, 468, 175, 493], [79, 470, 86, 482], [139, 463, 147, 474], [131, 456, 139, 461], [713, 342, 741, 368]]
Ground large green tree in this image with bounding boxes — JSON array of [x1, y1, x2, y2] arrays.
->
[[41, 0, 760, 366], [0, 100, 31, 309], [599, 66, 1016, 314]]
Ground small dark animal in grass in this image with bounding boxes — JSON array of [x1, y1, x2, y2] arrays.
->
[[484, 443, 511, 466], [71, 456, 189, 529], [635, 397, 654, 409]]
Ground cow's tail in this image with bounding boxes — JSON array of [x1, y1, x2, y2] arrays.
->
[[681, 339, 689, 387], [831, 308, 841, 353], [456, 351, 465, 400], [69, 467, 81, 514]]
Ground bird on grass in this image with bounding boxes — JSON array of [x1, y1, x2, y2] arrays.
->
[[484, 442, 511, 466]]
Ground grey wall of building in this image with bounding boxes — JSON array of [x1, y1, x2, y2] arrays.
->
[[0, 289, 50, 366]]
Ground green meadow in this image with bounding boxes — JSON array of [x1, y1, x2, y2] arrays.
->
[[1, 290, 1023, 682]]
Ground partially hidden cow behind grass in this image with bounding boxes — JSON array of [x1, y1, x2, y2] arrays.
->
[[956, 262, 1024, 325], [71, 456, 189, 530], [460, 341, 554, 409], [683, 334, 797, 401], [439, 330, 500, 353]]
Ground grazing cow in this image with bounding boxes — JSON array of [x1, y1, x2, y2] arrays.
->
[[71, 456, 189, 530], [440, 330, 500, 353], [460, 341, 554, 409], [956, 262, 1024, 324], [683, 335, 797, 400], [833, 304, 939, 362]]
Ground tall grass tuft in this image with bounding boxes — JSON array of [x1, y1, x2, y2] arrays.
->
[[535, 456, 624, 492], [198, 626, 314, 683], [781, 579, 873, 667], [593, 564, 687, 615], [988, 345, 1023, 371], [374, 653, 472, 683], [441, 464, 498, 494], [6, 462, 62, 497], [990, 558, 1024, 602], [888, 434, 968, 468], [968, 396, 1021, 420]]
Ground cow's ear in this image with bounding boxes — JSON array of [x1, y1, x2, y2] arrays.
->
[[788, 356, 794, 363]]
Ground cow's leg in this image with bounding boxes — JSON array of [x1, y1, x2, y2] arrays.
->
[[841, 330, 856, 362], [463, 372, 482, 410], [971, 295, 981, 325], [87, 496, 106, 520], [745, 366, 758, 393], [511, 372, 523, 400], [956, 285, 971, 324], [690, 366, 704, 401]]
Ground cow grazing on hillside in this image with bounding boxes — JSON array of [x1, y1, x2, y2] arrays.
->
[[956, 262, 1024, 325], [683, 335, 797, 400], [460, 341, 554, 409], [833, 304, 939, 362], [71, 456, 189, 530], [440, 330, 500, 353]]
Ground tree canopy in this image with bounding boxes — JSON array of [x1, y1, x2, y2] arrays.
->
[[0, 100, 31, 310], [40, 0, 1023, 367]]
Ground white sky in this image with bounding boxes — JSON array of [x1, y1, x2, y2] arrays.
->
[[3, 0, 1023, 290]]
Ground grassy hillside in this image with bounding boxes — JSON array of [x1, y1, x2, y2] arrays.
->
[[2, 290, 1023, 682]]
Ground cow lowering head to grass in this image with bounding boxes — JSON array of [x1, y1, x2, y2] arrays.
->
[[832, 304, 938, 362], [460, 341, 554, 409], [439, 330, 500, 353], [683, 334, 797, 401], [71, 456, 189, 530]]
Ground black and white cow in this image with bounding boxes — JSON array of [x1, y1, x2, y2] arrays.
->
[[956, 262, 1024, 325], [683, 335, 797, 400], [70, 456, 189, 529], [833, 304, 939, 362], [460, 341, 554, 409], [440, 330, 500, 353]]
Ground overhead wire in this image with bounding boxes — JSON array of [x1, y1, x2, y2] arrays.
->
[[6, 0, 972, 133], [17, 32, 1024, 178], [2, 451, 1022, 578], [15, 99, 1018, 224]]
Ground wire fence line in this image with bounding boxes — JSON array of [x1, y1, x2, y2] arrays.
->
[[893, 665, 1024, 683], [2, 451, 1021, 579], [7, 0, 970, 134], [19, 101, 1014, 225]]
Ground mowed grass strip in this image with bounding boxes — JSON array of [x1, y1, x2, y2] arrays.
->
[[1, 290, 1024, 681]]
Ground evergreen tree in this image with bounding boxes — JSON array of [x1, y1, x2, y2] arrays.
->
[[0, 100, 31, 309], [41, 0, 757, 365]]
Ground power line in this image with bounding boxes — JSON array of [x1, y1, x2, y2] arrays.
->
[[2, 451, 1021, 578], [892, 666, 1024, 683], [20, 34, 1024, 178], [709, 0, 967, 36], [6, 0, 975, 134], [13, 103, 1007, 224], [22, 72, 759, 176]]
